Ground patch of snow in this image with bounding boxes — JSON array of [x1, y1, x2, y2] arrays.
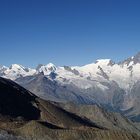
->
[[131, 56, 134, 59], [1, 56, 140, 93], [38, 63, 57, 75], [95, 59, 111, 65], [128, 61, 134, 66]]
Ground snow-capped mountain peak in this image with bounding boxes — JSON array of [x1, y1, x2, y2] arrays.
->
[[38, 63, 57, 75], [0, 65, 8, 70], [1, 52, 140, 92], [95, 59, 115, 66], [9, 64, 25, 70], [120, 52, 140, 66], [46, 63, 56, 70], [1, 64, 36, 80]]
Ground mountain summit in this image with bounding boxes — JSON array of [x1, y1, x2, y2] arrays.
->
[[121, 52, 140, 66]]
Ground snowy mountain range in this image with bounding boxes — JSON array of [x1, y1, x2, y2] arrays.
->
[[1, 52, 140, 122]]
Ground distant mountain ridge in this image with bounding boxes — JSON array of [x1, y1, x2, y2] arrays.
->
[[1, 52, 140, 122]]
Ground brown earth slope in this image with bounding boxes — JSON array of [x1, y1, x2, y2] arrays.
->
[[0, 77, 139, 140]]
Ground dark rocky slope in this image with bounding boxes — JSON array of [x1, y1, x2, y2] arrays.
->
[[0, 77, 139, 140]]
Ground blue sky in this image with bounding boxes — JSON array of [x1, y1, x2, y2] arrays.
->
[[0, 0, 140, 67]]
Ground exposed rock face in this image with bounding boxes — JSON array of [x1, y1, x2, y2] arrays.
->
[[121, 52, 140, 65]]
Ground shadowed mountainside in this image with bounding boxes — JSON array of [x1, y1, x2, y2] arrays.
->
[[0, 77, 139, 140]]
